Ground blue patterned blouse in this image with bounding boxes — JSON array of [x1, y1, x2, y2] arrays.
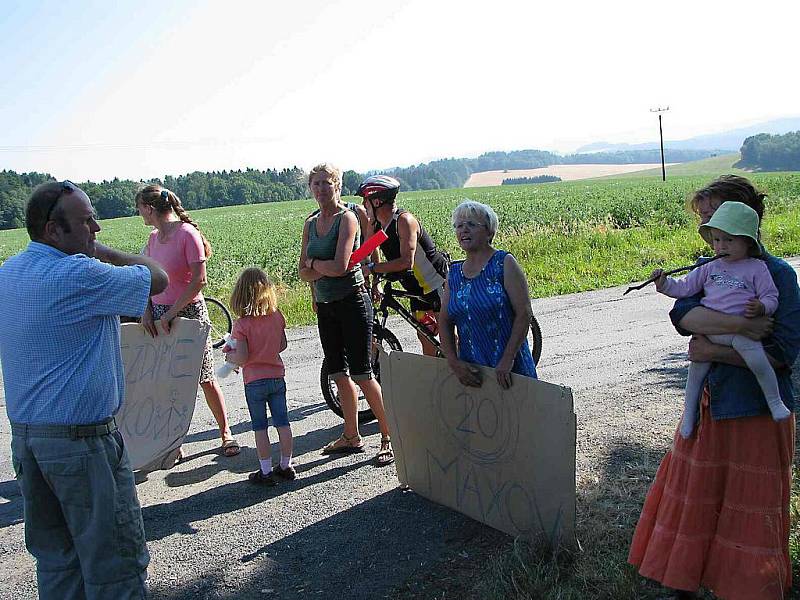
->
[[447, 250, 537, 378]]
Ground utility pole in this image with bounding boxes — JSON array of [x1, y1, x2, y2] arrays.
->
[[650, 106, 669, 181]]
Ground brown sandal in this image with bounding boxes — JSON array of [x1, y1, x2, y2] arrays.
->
[[221, 439, 241, 457], [322, 433, 365, 455], [375, 436, 394, 466]]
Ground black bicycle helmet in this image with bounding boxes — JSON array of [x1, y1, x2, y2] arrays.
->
[[356, 175, 400, 204]]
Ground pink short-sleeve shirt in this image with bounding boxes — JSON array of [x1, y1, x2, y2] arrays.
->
[[145, 223, 206, 306], [231, 311, 286, 383]]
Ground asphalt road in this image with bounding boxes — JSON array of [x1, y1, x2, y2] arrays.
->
[[1, 257, 798, 599]]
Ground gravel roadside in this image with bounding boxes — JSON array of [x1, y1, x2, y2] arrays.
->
[[1, 257, 798, 599]]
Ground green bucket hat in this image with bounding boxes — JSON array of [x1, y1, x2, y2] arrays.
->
[[698, 201, 761, 256]]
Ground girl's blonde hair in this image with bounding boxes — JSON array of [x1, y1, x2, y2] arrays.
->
[[230, 267, 278, 318]]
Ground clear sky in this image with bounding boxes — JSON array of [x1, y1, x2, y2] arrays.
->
[[2, 0, 798, 182]]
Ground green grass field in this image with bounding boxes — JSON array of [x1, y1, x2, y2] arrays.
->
[[2, 170, 799, 327]]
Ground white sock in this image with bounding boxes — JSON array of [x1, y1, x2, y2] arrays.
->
[[766, 396, 791, 421], [280, 455, 292, 469], [259, 459, 272, 475], [679, 412, 698, 439]]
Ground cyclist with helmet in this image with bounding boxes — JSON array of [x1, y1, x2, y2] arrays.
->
[[356, 175, 449, 356]]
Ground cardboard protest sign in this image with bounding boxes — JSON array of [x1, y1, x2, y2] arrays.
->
[[118, 318, 209, 471], [380, 350, 576, 545]]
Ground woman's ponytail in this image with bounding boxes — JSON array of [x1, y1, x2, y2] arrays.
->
[[167, 192, 213, 259]]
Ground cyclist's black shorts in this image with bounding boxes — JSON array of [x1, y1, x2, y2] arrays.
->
[[410, 287, 442, 313]]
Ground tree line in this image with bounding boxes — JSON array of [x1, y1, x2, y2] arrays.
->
[[738, 131, 800, 171], [0, 168, 316, 230], [0, 148, 716, 230], [375, 148, 715, 191], [0, 166, 376, 230], [502, 175, 562, 185]]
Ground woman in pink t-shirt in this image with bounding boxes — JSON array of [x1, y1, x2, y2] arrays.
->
[[135, 185, 239, 458]]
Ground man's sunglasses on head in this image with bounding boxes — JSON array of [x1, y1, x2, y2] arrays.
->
[[45, 180, 78, 222]]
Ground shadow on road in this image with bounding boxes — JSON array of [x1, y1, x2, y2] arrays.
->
[[643, 351, 688, 391], [146, 431, 384, 543], [182, 401, 330, 445], [146, 487, 499, 600], [163, 420, 380, 488]]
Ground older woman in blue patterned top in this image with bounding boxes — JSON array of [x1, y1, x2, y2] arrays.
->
[[439, 200, 537, 389]]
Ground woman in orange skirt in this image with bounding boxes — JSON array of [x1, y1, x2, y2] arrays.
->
[[629, 175, 800, 599]]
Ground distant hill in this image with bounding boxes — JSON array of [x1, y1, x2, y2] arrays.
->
[[375, 148, 715, 192], [577, 117, 800, 154]]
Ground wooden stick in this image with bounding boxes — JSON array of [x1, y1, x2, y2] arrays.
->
[[623, 254, 728, 295]]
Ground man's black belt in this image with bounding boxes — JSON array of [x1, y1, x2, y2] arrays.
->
[[11, 417, 118, 440]]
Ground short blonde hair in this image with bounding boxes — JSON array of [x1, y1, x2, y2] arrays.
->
[[230, 267, 278, 318], [452, 200, 499, 241], [308, 163, 342, 190]]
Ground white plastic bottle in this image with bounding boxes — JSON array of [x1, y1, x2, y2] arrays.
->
[[216, 334, 239, 379]]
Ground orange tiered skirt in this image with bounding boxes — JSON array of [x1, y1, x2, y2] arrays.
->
[[629, 391, 795, 599]]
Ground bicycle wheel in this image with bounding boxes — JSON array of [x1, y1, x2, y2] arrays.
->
[[205, 297, 233, 349], [529, 314, 543, 365], [320, 324, 402, 424]]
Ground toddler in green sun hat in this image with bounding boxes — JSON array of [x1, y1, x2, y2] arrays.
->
[[650, 201, 789, 438]]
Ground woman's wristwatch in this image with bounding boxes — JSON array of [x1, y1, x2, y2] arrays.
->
[[366, 262, 375, 273]]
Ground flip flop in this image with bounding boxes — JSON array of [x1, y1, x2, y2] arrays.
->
[[221, 439, 241, 457]]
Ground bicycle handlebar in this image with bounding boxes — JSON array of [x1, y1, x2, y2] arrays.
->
[[371, 270, 414, 283]]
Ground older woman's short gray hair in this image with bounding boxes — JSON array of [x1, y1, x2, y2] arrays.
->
[[452, 200, 499, 240]]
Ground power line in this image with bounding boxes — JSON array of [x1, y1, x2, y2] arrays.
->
[[0, 135, 285, 153]]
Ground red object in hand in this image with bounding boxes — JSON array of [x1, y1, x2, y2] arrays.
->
[[348, 229, 388, 269]]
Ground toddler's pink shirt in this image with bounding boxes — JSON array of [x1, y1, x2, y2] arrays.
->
[[231, 311, 286, 384], [660, 257, 779, 316]]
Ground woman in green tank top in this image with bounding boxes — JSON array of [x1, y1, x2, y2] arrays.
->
[[298, 163, 394, 465]]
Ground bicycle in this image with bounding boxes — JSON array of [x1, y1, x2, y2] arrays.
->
[[122, 296, 232, 348], [320, 274, 543, 423], [204, 296, 233, 349]]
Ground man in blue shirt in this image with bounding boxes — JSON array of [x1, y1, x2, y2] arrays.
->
[[0, 181, 168, 599]]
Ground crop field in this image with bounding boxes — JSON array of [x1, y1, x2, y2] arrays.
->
[[609, 152, 747, 179], [1, 172, 800, 326], [463, 163, 678, 187]]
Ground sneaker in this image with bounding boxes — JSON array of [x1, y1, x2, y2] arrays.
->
[[248, 469, 277, 486], [274, 464, 297, 481]]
